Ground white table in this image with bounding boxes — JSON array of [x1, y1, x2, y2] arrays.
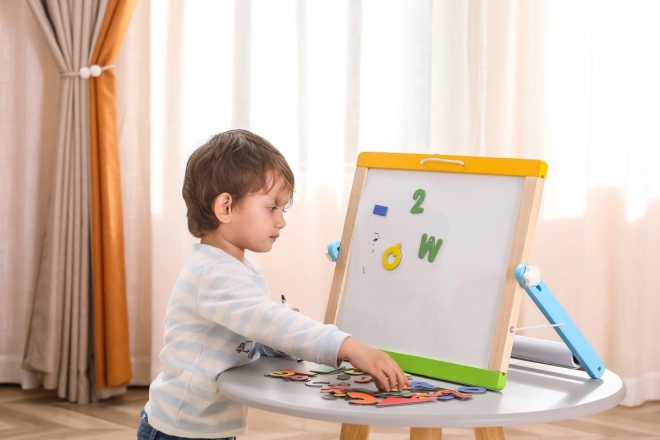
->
[[218, 357, 626, 440]]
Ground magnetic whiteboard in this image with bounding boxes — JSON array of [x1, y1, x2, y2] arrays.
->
[[328, 153, 547, 388]]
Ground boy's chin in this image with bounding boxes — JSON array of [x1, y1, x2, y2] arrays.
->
[[249, 243, 274, 253]]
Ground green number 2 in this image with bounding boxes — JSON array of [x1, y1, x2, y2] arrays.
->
[[411, 189, 426, 214]]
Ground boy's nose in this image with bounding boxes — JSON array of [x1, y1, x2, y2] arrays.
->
[[277, 214, 286, 229]]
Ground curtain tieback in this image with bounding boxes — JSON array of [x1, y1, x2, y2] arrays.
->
[[61, 64, 115, 79]]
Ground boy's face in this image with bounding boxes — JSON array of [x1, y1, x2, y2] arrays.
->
[[225, 173, 292, 254]]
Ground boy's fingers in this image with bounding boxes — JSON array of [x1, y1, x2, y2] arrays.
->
[[374, 371, 389, 391], [392, 370, 402, 389], [395, 363, 409, 386], [400, 371, 409, 388], [394, 364, 408, 387], [384, 363, 400, 388], [385, 367, 399, 390], [391, 369, 406, 390]]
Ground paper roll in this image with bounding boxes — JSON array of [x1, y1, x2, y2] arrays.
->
[[511, 335, 580, 369]]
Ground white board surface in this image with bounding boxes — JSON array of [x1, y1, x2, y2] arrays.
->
[[336, 168, 524, 369]]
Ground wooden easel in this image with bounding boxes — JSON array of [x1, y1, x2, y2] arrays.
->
[[325, 155, 545, 440]]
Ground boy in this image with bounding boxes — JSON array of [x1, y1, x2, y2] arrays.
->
[[138, 129, 409, 440]]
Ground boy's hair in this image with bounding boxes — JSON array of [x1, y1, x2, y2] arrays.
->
[[182, 129, 295, 238]]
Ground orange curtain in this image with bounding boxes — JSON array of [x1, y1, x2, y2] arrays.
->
[[89, 0, 138, 389]]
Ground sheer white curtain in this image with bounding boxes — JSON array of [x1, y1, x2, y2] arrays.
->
[[6, 0, 657, 408], [115, 0, 660, 407], [523, 1, 660, 406]]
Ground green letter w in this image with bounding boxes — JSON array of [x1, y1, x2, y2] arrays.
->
[[418, 234, 443, 263]]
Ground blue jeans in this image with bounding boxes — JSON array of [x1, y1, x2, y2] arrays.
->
[[137, 409, 236, 440]]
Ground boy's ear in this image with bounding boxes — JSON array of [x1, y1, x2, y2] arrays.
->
[[213, 193, 233, 224]]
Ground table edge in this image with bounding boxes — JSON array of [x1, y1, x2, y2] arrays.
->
[[218, 377, 627, 428]]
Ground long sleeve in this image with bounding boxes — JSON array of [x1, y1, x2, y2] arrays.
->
[[196, 259, 349, 367], [145, 244, 349, 439]]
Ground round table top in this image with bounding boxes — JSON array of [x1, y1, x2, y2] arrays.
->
[[217, 357, 626, 428]]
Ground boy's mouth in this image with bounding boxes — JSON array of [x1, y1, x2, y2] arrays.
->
[[270, 235, 279, 241]]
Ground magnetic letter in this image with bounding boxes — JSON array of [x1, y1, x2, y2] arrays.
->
[[382, 243, 403, 270], [418, 234, 443, 262]]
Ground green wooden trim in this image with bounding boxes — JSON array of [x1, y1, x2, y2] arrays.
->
[[383, 350, 508, 391]]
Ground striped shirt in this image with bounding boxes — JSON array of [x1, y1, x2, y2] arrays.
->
[[144, 244, 350, 438]]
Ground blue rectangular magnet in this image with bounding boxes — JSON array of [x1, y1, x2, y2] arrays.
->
[[373, 205, 388, 216]]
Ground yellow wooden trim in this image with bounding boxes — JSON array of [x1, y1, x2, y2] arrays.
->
[[488, 177, 545, 372], [324, 167, 368, 325], [357, 152, 547, 178]]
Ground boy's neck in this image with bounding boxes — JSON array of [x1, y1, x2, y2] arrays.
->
[[201, 234, 245, 262]]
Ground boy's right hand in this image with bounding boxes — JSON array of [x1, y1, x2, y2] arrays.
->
[[337, 337, 410, 391]]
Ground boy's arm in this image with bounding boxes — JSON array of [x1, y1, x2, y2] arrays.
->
[[196, 261, 349, 367]]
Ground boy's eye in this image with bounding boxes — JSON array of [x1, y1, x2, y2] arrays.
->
[[267, 206, 277, 212]]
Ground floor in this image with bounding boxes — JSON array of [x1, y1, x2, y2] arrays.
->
[[0, 386, 658, 439]]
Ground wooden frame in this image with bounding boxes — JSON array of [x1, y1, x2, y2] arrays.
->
[[324, 166, 368, 325], [325, 153, 546, 382], [488, 177, 545, 372]]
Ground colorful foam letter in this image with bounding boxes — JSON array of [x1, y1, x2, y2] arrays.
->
[[411, 189, 426, 214], [376, 395, 434, 408], [347, 392, 378, 405], [382, 243, 403, 270], [418, 234, 443, 262]]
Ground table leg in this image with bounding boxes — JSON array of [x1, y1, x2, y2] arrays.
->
[[410, 427, 442, 439], [339, 423, 370, 440], [473, 427, 505, 440]]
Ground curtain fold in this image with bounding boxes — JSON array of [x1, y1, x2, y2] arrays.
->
[[89, 0, 138, 389], [0, 0, 59, 387], [22, 0, 109, 404]]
